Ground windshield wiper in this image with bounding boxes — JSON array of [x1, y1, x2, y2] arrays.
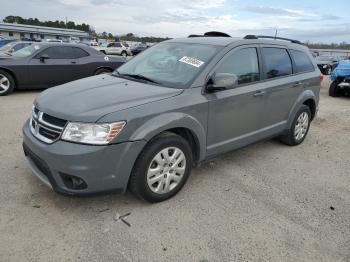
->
[[115, 72, 160, 84]]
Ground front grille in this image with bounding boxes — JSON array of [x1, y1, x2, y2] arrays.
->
[[30, 106, 67, 144]]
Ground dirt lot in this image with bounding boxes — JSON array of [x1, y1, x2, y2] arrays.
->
[[0, 79, 349, 262]]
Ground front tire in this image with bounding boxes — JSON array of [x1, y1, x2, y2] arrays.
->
[[0, 70, 15, 96], [280, 105, 311, 146], [121, 51, 127, 57], [129, 132, 192, 203]]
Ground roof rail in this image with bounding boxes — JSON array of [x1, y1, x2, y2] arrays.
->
[[244, 35, 302, 44], [188, 31, 231, 38]]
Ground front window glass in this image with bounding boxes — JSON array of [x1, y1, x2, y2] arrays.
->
[[0, 42, 16, 51], [115, 42, 220, 88], [12, 45, 40, 57], [215, 48, 260, 85]]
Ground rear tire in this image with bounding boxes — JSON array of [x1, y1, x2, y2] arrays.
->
[[129, 132, 192, 203], [329, 81, 341, 97], [100, 50, 106, 54], [94, 68, 112, 75], [280, 105, 311, 146], [121, 51, 127, 57], [0, 70, 15, 96]]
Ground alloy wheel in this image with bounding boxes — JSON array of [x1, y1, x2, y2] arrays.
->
[[294, 112, 309, 141], [0, 74, 10, 94]]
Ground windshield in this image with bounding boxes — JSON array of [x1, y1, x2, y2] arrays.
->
[[114, 42, 220, 88], [0, 42, 16, 51], [12, 45, 40, 57]]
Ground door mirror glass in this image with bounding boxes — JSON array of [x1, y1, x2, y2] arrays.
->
[[207, 73, 238, 92], [39, 54, 49, 62]]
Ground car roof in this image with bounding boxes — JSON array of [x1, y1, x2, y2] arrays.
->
[[167, 37, 241, 46], [32, 42, 85, 47], [167, 35, 309, 51]]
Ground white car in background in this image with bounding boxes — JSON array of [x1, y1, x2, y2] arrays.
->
[[96, 42, 132, 57]]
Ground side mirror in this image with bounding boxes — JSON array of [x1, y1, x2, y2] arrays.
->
[[206, 73, 238, 92], [40, 54, 49, 62], [8, 48, 14, 53]]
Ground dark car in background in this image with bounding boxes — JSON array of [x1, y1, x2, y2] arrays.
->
[[316, 55, 339, 75], [0, 41, 33, 55], [0, 43, 125, 95], [130, 43, 148, 55]]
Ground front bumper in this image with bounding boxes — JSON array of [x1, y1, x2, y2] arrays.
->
[[22, 119, 146, 195]]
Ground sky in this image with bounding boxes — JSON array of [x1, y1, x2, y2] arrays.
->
[[1, 0, 349, 43]]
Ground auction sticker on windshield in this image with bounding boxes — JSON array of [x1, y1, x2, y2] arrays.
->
[[179, 56, 204, 68]]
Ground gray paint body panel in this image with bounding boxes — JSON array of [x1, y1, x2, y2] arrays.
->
[[23, 37, 321, 194]]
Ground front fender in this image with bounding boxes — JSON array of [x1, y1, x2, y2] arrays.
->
[[287, 90, 317, 129], [129, 112, 207, 161]]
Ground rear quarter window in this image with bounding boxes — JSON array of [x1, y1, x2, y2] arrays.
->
[[290, 50, 315, 73], [73, 47, 89, 58]]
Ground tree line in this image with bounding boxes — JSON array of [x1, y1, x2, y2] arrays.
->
[[3, 15, 92, 33], [305, 41, 350, 50]]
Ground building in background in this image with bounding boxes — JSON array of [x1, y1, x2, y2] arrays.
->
[[0, 22, 89, 42]]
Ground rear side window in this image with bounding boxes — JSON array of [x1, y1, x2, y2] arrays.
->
[[262, 48, 292, 79], [290, 50, 314, 73], [115, 43, 122, 47], [73, 47, 89, 58], [215, 47, 260, 85]]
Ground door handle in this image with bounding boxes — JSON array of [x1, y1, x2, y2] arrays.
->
[[292, 82, 303, 87], [253, 90, 266, 97], [71, 61, 77, 64]]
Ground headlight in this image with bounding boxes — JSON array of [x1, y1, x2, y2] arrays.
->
[[61, 121, 126, 145]]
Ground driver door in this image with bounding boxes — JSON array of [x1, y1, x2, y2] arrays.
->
[[206, 46, 267, 156], [28, 46, 79, 87]]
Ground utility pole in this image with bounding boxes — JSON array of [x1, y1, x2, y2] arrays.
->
[[65, 17, 68, 28], [274, 27, 278, 39]]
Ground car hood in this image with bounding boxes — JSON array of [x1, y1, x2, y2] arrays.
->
[[35, 74, 183, 122]]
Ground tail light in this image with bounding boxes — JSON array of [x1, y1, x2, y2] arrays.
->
[[320, 75, 324, 82]]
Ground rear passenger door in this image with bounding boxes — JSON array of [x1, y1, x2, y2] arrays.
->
[[260, 46, 301, 130]]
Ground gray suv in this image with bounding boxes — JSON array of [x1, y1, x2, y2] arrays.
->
[[23, 33, 321, 202]]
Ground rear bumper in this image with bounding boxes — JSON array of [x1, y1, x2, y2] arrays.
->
[[22, 119, 146, 195]]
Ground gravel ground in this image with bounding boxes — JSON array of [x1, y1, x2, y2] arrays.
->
[[0, 78, 349, 262]]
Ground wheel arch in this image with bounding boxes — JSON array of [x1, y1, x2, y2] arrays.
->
[[129, 112, 206, 163], [287, 90, 317, 129], [94, 66, 114, 74]]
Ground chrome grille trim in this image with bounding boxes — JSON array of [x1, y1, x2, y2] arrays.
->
[[30, 107, 66, 144]]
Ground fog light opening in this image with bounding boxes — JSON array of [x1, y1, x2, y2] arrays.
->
[[60, 173, 87, 190]]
